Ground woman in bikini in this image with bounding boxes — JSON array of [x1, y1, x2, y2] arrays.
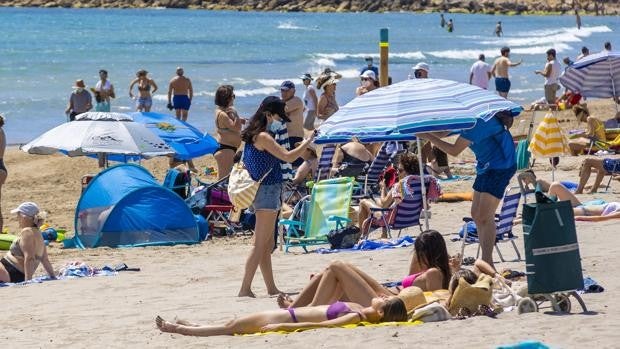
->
[[546, 181, 620, 221], [568, 104, 606, 156], [213, 85, 245, 179], [129, 69, 158, 112], [155, 296, 406, 336], [278, 230, 451, 309], [0, 202, 55, 283], [316, 76, 339, 127]]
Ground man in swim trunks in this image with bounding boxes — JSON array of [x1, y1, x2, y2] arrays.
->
[[0, 115, 6, 232], [94, 70, 115, 112], [491, 47, 522, 99], [280, 81, 305, 167], [167, 67, 193, 121]]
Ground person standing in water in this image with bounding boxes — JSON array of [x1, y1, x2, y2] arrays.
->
[[446, 19, 454, 33], [575, 8, 582, 30], [94, 69, 115, 112], [167, 67, 193, 122], [494, 21, 503, 37], [0, 116, 6, 233], [439, 13, 446, 28], [129, 69, 158, 112], [491, 47, 522, 99]]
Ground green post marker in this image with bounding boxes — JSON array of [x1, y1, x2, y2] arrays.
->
[[379, 28, 389, 87]]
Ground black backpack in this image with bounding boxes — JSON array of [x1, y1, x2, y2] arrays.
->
[[327, 226, 361, 249]]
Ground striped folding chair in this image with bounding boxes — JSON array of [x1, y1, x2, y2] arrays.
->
[[460, 186, 522, 262], [360, 142, 393, 195], [316, 144, 336, 181], [361, 175, 431, 239]]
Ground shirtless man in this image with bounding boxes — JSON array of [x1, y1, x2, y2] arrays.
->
[[280, 80, 305, 167], [494, 21, 503, 37], [94, 69, 115, 112], [167, 67, 193, 121], [491, 47, 522, 99], [0, 116, 6, 232]]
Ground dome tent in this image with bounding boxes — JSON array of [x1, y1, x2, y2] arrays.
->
[[74, 164, 199, 248]]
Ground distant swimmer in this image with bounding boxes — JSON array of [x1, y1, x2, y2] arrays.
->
[[446, 19, 454, 33], [604, 41, 612, 52], [575, 9, 581, 30], [576, 46, 589, 61], [440, 13, 446, 28], [495, 21, 503, 37], [491, 46, 522, 99]]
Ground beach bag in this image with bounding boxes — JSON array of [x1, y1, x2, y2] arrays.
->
[[327, 226, 361, 249], [522, 189, 583, 294], [227, 162, 271, 210]]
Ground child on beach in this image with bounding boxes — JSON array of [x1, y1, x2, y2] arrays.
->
[[155, 296, 407, 336]]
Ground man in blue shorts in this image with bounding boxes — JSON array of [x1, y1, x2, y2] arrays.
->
[[167, 67, 193, 122], [491, 47, 522, 99], [420, 110, 517, 269]]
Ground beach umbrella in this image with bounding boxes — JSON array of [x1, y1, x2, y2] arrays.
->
[[316, 78, 523, 229], [528, 112, 570, 180], [315, 78, 523, 144], [559, 51, 620, 110], [130, 112, 218, 160], [21, 118, 174, 161]]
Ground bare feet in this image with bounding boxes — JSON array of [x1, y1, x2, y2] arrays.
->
[[156, 316, 179, 333], [277, 293, 294, 309], [238, 289, 256, 298]]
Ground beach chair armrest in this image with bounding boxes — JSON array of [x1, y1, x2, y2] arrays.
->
[[462, 217, 474, 223], [327, 215, 351, 223], [369, 207, 392, 212], [279, 219, 304, 228]]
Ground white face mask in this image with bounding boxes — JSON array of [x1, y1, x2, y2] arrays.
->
[[75, 88, 84, 92], [269, 119, 283, 133]]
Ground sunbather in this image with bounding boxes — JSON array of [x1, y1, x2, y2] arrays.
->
[[278, 230, 452, 309], [155, 296, 407, 336], [575, 157, 619, 194], [357, 152, 419, 237], [568, 104, 606, 156], [331, 139, 373, 177], [547, 181, 620, 221]]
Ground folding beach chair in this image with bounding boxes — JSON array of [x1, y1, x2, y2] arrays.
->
[[361, 175, 433, 239], [279, 177, 354, 253], [358, 142, 394, 196], [459, 186, 522, 262], [315, 144, 336, 181]]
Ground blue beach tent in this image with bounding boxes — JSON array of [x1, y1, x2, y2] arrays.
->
[[74, 164, 199, 248]]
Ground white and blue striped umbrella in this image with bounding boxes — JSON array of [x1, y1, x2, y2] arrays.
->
[[559, 51, 620, 99], [316, 78, 523, 144]]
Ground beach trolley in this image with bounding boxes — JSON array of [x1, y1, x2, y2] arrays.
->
[[521, 199, 587, 313]]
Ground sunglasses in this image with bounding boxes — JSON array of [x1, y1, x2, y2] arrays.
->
[[361, 78, 370, 81]]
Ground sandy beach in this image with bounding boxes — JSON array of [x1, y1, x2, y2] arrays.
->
[[2, 96, 620, 348]]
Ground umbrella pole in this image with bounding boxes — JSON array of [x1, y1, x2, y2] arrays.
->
[[416, 137, 430, 230]]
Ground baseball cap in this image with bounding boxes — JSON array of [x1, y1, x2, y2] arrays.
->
[[299, 73, 313, 81], [413, 62, 430, 73], [260, 96, 291, 122], [11, 202, 40, 217], [280, 80, 296, 91], [360, 70, 376, 80]]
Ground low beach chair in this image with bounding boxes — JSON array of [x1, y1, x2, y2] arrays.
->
[[361, 175, 432, 239], [279, 177, 354, 253], [460, 186, 522, 263], [315, 144, 336, 181], [358, 142, 394, 196]]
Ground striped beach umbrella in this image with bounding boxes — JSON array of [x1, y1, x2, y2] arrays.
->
[[559, 51, 620, 99], [528, 113, 569, 158], [315, 78, 523, 144]]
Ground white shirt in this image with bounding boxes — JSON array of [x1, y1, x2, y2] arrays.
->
[[303, 84, 317, 111], [470, 60, 491, 89], [95, 80, 112, 92], [544, 60, 562, 85]]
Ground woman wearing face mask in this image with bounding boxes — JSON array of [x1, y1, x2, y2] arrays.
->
[[355, 70, 378, 96], [238, 96, 315, 298]]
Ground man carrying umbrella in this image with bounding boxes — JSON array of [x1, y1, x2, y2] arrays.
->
[[420, 111, 516, 270]]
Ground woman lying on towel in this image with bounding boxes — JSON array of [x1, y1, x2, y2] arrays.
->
[[0, 202, 56, 283], [546, 181, 620, 221], [278, 230, 451, 309], [155, 296, 407, 336]]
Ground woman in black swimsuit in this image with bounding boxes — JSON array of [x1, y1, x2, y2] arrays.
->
[[213, 85, 245, 179]]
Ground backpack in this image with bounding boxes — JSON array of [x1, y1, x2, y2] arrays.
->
[[327, 226, 361, 249]]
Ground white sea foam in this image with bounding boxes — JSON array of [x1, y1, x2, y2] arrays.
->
[[277, 21, 318, 31], [314, 51, 426, 61], [234, 87, 279, 97], [315, 58, 336, 67], [509, 88, 539, 94], [338, 69, 363, 79], [257, 78, 300, 87], [484, 25, 613, 47], [427, 42, 573, 60]]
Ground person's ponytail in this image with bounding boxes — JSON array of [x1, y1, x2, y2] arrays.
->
[[32, 211, 47, 228]]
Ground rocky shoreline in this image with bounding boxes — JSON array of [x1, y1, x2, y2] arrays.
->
[[1, 0, 619, 15]]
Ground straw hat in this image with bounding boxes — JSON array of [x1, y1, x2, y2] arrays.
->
[[447, 274, 493, 315], [397, 286, 437, 313], [73, 79, 86, 89]]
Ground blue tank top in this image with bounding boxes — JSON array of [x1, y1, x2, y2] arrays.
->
[[243, 142, 282, 185]]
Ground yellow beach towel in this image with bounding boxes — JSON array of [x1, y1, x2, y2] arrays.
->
[[239, 320, 423, 336], [528, 112, 569, 158]]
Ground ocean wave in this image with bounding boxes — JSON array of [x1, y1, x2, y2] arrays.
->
[[235, 87, 279, 97], [486, 25, 613, 47], [314, 58, 336, 67], [513, 25, 611, 38], [427, 42, 573, 60], [338, 69, 363, 79], [509, 88, 539, 94], [277, 21, 318, 31], [315, 51, 426, 61]]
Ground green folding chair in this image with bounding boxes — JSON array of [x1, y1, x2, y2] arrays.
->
[[279, 177, 354, 253]]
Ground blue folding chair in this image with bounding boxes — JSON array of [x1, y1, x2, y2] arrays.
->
[[316, 144, 336, 181], [460, 186, 522, 262]]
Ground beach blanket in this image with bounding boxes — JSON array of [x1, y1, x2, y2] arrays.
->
[[239, 320, 423, 336], [0, 261, 120, 287], [578, 276, 604, 294], [315, 235, 414, 254]]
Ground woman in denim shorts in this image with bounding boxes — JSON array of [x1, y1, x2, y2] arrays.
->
[[238, 96, 315, 298]]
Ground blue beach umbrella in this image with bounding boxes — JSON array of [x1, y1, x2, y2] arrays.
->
[[130, 112, 218, 160], [315, 78, 523, 144], [559, 51, 620, 101]]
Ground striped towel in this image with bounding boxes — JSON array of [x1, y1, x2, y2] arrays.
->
[[273, 124, 294, 181]]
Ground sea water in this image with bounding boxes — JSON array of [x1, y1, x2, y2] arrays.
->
[[0, 7, 616, 143]]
